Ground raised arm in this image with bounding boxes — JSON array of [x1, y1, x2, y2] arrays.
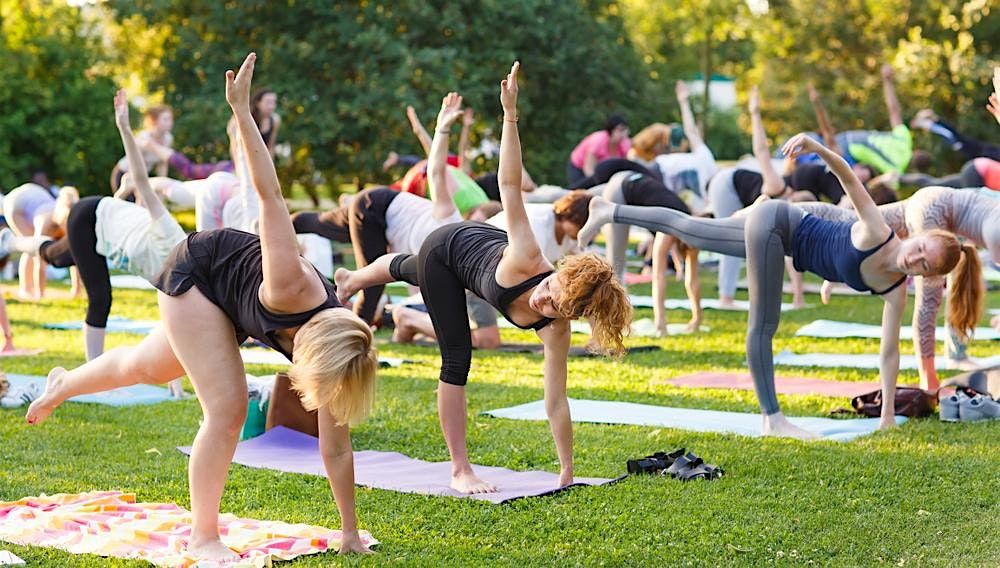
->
[[987, 67, 1000, 127], [495, 61, 546, 275], [881, 64, 903, 129], [782, 133, 890, 243], [749, 87, 786, 197], [808, 82, 843, 154], [458, 107, 474, 175], [427, 93, 463, 220], [406, 105, 433, 155], [113, 89, 168, 221], [675, 81, 704, 150], [226, 53, 324, 311]]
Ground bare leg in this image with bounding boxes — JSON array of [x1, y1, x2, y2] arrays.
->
[[159, 288, 246, 562], [334, 253, 402, 303], [26, 326, 184, 424], [392, 306, 434, 343], [439, 382, 496, 494], [683, 246, 702, 331], [785, 258, 806, 308], [651, 233, 671, 336]]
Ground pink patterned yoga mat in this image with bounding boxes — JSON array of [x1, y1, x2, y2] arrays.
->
[[661, 371, 906, 398], [0, 491, 377, 567]]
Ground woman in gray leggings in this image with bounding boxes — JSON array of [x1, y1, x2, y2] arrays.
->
[[578, 134, 983, 438]]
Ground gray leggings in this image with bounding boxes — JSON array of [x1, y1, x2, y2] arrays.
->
[[613, 200, 805, 415]]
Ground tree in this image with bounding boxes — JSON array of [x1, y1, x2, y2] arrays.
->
[[0, 0, 119, 193], [104, 0, 661, 198]]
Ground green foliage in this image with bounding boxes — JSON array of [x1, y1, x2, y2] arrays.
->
[[0, 1, 120, 194], [104, 0, 661, 196]]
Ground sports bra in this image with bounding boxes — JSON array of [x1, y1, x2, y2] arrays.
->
[[791, 214, 906, 295], [446, 223, 554, 330]]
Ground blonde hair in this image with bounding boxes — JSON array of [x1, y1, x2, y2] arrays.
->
[[555, 253, 631, 356], [289, 308, 378, 426], [919, 230, 984, 342], [630, 122, 672, 162]]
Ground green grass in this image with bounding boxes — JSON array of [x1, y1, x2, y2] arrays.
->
[[1, 274, 999, 567]]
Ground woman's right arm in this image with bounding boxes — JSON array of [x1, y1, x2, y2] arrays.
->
[[114, 89, 168, 221], [807, 83, 843, 154], [749, 87, 786, 197], [406, 105, 433, 155], [676, 81, 704, 150], [427, 93, 463, 220], [878, 285, 907, 429]]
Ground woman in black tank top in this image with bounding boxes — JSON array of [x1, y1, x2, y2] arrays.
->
[[26, 55, 375, 558], [335, 63, 631, 496]]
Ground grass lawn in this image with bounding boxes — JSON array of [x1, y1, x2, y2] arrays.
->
[[1, 270, 998, 566]]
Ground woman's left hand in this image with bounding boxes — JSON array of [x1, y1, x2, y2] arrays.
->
[[225, 53, 256, 111], [113, 89, 131, 131], [500, 61, 520, 114]]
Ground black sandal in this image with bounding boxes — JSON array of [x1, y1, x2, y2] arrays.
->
[[663, 452, 724, 481], [626, 448, 685, 475]]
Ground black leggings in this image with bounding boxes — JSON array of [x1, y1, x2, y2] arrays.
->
[[348, 187, 399, 324], [39, 196, 112, 328], [290, 209, 352, 243], [388, 230, 472, 386], [611, 199, 805, 415], [570, 158, 657, 189], [904, 160, 984, 189], [934, 119, 1000, 161]]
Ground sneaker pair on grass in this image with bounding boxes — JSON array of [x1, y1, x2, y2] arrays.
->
[[939, 390, 1000, 422]]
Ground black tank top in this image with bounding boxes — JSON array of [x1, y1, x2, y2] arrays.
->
[[445, 223, 554, 331], [153, 229, 342, 360], [259, 117, 274, 147]]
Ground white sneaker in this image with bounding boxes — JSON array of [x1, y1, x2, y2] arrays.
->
[[959, 394, 1000, 422], [0, 382, 41, 409], [939, 391, 969, 422]]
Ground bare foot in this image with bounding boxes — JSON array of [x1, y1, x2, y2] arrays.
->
[[382, 151, 399, 171], [333, 268, 356, 303], [683, 319, 701, 333], [186, 538, 238, 562], [792, 296, 806, 309], [451, 470, 497, 494], [577, 197, 616, 246], [878, 417, 899, 431], [820, 280, 835, 305], [717, 297, 736, 309], [26, 367, 68, 424], [391, 306, 418, 343], [762, 412, 820, 440]]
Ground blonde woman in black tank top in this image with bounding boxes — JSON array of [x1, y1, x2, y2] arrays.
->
[[26, 54, 376, 559]]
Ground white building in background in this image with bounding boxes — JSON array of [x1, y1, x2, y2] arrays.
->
[[685, 75, 737, 110]]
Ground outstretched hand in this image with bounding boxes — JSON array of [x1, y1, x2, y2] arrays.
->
[[462, 107, 475, 126], [748, 86, 760, 114], [225, 52, 256, 111], [675, 80, 689, 101], [113, 89, 130, 131], [436, 92, 464, 128], [500, 61, 519, 114], [781, 132, 823, 159], [881, 63, 894, 80], [807, 82, 819, 103], [988, 93, 1000, 127]]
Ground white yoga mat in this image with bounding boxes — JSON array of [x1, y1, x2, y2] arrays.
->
[[628, 296, 803, 311], [737, 279, 865, 296], [483, 398, 905, 442], [109, 275, 154, 290], [774, 350, 1000, 370], [795, 319, 1000, 341]]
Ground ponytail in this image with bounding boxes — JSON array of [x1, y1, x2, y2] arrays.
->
[[946, 244, 984, 342]]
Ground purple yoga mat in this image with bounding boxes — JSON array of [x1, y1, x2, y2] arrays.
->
[[178, 427, 619, 504], [662, 372, 914, 398]]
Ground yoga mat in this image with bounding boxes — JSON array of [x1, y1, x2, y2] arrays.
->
[[623, 273, 653, 285], [773, 351, 1000, 370], [178, 427, 617, 504], [5, 374, 173, 407], [662, 371, 896, 398], [109, 274, 154, 290], [795, 319, 1000, 341], [0, 348, 42, 358], [239, 348, 409, 368], [483, 398, 906, 442], [497, 318, 705, 336], [0, 490, 377, 567], [628, 295, 802, 312], [737, 279, 866, 296], [44, 316, 157, 335]]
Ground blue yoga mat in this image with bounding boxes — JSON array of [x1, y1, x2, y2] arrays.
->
[[483, 398, 906, 442], [44, 316, 157, 335], [5, 374, 174, 407]]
